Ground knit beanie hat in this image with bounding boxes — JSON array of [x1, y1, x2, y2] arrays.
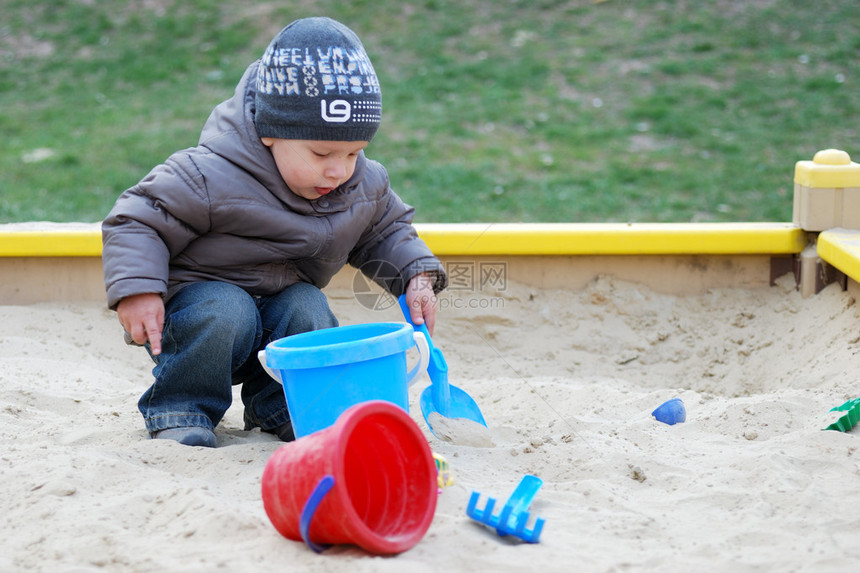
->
[[254, 17, 382, 142]]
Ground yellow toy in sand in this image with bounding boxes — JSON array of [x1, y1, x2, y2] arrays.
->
[[433, 453, 454, 490]]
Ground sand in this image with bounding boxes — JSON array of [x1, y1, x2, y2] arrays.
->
[[2, 274, 859, 572]]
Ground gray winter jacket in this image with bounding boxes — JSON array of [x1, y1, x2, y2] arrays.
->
[[102, 62, 445, 310]]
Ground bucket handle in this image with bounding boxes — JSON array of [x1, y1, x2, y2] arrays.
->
[[257, 349, 281, 383], [407, 331, 430, 387], [300, 474, 335, 554]]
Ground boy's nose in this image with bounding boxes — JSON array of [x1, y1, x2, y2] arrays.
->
[[323, 161, 348, 181]]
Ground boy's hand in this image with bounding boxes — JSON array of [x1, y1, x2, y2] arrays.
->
[[116, 293, 165, 355], [405, 273, 438, 336]]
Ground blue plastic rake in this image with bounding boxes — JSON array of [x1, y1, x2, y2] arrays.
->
[[466, 474, 545, 543]]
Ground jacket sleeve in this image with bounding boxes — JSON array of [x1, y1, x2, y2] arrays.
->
[[101, 153, 211, 309], [347, 171, 447, 297]]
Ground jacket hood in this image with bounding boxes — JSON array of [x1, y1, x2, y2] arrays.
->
[[196, 61, 367, 214]]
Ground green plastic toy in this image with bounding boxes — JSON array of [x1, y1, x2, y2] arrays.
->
[[823, 397, 860, 432]]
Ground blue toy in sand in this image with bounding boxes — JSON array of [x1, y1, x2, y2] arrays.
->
[[466, 474, 545, 543], [652, 398, 686, 425]]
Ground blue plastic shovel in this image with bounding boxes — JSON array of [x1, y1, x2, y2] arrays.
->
[[398, 294, 487, 434]]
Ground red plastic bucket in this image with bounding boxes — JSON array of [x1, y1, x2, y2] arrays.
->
[[261, 400, 437, 555]]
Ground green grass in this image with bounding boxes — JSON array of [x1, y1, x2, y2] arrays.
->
[[2, 0, 859, 223]]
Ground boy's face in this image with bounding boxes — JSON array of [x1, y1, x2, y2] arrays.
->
[[261, 138, 368, 201]]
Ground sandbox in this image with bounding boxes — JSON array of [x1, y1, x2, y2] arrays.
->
[[1, 150, 859, 570]]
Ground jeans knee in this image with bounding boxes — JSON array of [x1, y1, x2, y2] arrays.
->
[[168, 282, 260, 347], [290, 284, 338, 331], [261, 282, 338, 336]]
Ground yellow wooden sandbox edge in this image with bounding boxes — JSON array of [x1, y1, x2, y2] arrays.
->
[[415, 222, 806, 255], [0, 222, 808, 258], [0, 226, 103, 257], [818, 229, 860, 283]]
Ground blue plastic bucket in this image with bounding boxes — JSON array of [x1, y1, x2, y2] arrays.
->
[[263, 322, 428, 438]]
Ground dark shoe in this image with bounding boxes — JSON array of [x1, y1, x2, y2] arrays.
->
[[244, 412, 295, 442], [152, 427, 217, 448], [262, 420, 295, 442]]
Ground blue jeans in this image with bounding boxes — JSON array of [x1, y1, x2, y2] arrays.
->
[[138, 281, 338, 435]]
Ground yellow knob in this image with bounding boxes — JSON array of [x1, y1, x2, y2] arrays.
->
[[813, 148, 851, 165]]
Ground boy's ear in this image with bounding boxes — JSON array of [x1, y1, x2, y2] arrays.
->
[[260, 137, 275, 148]]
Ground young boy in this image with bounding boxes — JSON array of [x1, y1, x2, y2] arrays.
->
[[102, 17, 447, 448]]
